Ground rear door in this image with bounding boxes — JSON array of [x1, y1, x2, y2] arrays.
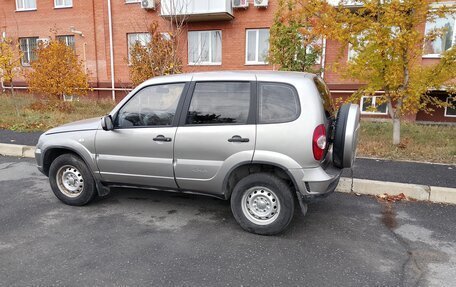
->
[[173, 80, 256, 196]]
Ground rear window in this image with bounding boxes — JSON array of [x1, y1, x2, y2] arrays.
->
[[314, 77, 335, 118], [258, 83, 300, 124]]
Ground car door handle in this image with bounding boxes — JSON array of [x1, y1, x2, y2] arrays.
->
[[153, 135, 172, 142], [228, 135, 249, 143]]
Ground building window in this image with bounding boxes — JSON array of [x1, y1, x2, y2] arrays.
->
[[348, 37, 363, 61], [423, 13, 456, 57], [127, 33, 151, 62], [246, 29, 270, 65], [444, 97, 456, 117], [54, 0, 72, 8], [304, 38, 323, 64], [16, 0, 36, 11], [19, 37, 38, 66], [161, 32, 171, 41], [347, 43, 358, 61], [188, 30, 222, 65], [56, 35, 75, 50], [296, 30, 323, 64], [360, 96, 388, 115]]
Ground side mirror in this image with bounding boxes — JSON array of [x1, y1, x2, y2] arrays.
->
[[101, 115, 114, 131]]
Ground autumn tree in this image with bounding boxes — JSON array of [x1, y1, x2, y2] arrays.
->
[[27, 40, 89, 101], [284, 0, 456, 144], [0, 37, 22, 115], [129, 21, 183, 86], [269, 0, 323, 72]]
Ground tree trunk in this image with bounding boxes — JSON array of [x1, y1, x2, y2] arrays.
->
[[393, 116, 401, 145], [10, 82, 19, 117], [387, 98, 402, 146]]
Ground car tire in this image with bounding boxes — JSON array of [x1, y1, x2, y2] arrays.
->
[[230, 173, 295, 235], [49, 153, 97, 206]]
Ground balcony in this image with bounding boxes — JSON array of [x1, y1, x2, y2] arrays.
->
[[161, 0, 234, 22]]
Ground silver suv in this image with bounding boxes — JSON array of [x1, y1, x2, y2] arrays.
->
[[35, 71, 360, 235]]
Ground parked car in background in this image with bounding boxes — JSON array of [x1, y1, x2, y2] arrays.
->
[[35, 71, 360, 235]]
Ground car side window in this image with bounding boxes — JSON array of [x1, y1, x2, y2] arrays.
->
[[115, 83, 185, 128], [258, 83, 300, 124], [186, 82, 251, 125]]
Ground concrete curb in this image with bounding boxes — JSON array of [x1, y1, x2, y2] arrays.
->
[[356, 156, 454, 166], [0, 143, 35, 158], [1, 143, 455, 205], [337, 177, 456, 205]]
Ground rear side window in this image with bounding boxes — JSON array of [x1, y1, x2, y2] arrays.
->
[[186, 82, 251, 125], [314, 77, 335, 118], [258, 83, 300, 124]]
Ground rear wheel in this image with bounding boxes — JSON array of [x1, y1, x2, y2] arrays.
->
[[230, 173, 295, 235], [49, 154, 97, 206]]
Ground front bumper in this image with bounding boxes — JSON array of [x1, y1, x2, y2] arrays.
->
[[35, 147, 44, 174]]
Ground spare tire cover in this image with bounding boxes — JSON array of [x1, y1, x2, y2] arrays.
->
[[333, 103, 360, 169]]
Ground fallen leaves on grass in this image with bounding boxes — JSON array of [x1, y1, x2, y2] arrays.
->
[[377, 193, 407, 202], [357, 121, 455, 164], [28, 100, 75, 113]]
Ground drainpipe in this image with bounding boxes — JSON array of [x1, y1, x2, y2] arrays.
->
[[107, 0, 116, 101], [321, 38, 327, 79], [0, 79, 131, 92], [91, 0, 100, 93], [0, 79, 27, 91]]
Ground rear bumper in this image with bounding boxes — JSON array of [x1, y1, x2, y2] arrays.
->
[[288, 161, 342, 197]]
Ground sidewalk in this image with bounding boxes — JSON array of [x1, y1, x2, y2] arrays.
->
[[1, 128, 455, 203], [343, 158, 455, 188]]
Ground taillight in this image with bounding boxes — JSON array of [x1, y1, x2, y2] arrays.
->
[[313, 124, 327, 161]]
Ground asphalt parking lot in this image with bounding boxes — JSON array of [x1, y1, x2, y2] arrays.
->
[[1, 156, 455, 286]]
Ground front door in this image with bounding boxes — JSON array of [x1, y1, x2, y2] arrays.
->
[[173, 81, 256, 196], [95, 83, 186, 188]]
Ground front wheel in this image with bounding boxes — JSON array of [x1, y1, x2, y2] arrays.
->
[[230, 173, 295, 235], [49, 154, 97, 206]]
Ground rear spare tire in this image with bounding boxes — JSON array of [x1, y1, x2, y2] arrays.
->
[[333, 103, 360, 169]]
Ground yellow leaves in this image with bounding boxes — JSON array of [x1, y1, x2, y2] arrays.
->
[[269, 0, 324, 72], [0, 38, 22, 83], [324, 0, 456, 117], [128, 21, 182, 86], [26, 40, 89, 100]]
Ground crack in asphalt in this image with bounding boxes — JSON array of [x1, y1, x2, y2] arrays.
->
[[0, 162, 17, 171], [379, 201, 424, 287]]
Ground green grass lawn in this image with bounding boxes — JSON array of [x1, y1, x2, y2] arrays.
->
[[1, 93, 455, 164]]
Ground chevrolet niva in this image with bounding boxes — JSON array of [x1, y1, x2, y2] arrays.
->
[[35, 71, 360, 235]]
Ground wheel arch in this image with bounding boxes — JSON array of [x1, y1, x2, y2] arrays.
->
[[42, 146, 110, 197], [42, 146, 92, 177], [222, 161, 299, 200]]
